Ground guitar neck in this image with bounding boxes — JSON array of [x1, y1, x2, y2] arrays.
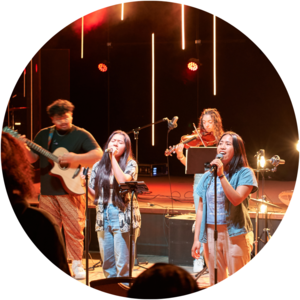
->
[[25, 139, 59, 163]]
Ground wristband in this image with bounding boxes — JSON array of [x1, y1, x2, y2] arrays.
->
[[218, 174, 225, 179], [178, 156, 185, 161]]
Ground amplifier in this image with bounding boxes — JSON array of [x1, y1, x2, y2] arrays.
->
[[168, 214, 195, 266], [138, 163, 168, 177]]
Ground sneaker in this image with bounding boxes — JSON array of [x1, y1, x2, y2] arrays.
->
[[193, 258, 204, 273], [72, 260, 86, 280]]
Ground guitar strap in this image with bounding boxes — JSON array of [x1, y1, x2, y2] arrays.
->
[[48, 126, 55, 150]]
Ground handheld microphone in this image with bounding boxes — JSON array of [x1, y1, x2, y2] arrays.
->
[[82, 167, 89, 176], [105, 148, 114, 153], [210, 153, 223, 173]]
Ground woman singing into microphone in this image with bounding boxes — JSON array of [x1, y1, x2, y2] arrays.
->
[[191, 132, 258, 285], [87, 130, 141, 279]]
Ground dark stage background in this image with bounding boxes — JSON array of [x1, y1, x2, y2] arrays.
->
[[6, 1, 299, 181]]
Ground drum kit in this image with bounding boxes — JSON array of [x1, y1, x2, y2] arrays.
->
[[251, 190, 293, 208]]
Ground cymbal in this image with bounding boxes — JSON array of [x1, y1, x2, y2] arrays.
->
[[9, 107, 27, 111], [278, 190, 293, 206], [250, 198, 281, 209]]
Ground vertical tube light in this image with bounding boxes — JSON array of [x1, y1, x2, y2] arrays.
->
[[152, 33, 155, 146], [81, 17, 84, 59], [30, 60, 33, 140], [121, 3, 124, 20], [213, 15, 216, 95], [182, 4, 185, 50], [23, 69, 26, 97]]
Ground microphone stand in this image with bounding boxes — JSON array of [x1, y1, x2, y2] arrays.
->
[[126, 118, 175, 163], [83, 167, 90, 286], [253, 151, 284, 255], [213, 167, 218, 284]]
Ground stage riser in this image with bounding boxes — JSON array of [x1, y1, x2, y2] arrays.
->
[[86, 210, 282, 265]]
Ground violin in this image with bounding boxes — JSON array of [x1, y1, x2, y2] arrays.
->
[[164, 128, 217, 157]]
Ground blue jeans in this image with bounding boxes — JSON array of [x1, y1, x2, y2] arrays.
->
[[194, 174, 204, 260], [97, 204, 139, 278]]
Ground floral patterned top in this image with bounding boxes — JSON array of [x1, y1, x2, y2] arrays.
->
[[89, 159, 141, 233]]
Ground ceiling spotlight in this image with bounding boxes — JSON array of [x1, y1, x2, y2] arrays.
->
[[187, 58, 200, 71], [98, 60, 109, 72]]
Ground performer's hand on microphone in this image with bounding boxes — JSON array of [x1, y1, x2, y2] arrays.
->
[[106, 146, 118, 156], [191, 241, 201, 259], [210, 157, 224, 177]]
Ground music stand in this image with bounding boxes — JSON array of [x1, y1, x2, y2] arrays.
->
[[118, 181, 149, 279], [83, 167, 90, 286], [185, 147, 217, 174]]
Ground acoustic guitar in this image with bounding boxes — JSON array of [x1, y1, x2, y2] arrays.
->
[[3, 126, 85, 195]]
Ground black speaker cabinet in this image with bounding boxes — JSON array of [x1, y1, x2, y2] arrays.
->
[[168, 215, 195, 266]]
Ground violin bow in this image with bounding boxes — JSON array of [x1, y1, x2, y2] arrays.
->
[[193, 123, 207, 147]]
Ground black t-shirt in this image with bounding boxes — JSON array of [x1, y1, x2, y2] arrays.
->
[[33, 125, 100, 195]]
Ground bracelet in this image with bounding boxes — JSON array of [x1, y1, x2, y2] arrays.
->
[[218, 174, 225, 179], [178, 156, 185, 161]]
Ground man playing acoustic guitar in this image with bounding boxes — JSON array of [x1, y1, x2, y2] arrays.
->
[[26, 99, 103, 279]]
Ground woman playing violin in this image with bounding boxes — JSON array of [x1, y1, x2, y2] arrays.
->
[[175, 108, 224, 272]]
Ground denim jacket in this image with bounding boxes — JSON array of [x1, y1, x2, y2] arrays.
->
[[89, 159, 141, 233], [195, 167, 258, 243]]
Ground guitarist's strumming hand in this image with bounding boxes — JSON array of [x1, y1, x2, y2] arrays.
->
[[59, 152, 78, 168]]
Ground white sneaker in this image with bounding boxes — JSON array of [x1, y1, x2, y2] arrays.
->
[[72, 260, 86, 280], [193, 258, 204, 273]]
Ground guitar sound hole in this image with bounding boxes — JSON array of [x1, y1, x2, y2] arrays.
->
[[59, 162, 69, 169]]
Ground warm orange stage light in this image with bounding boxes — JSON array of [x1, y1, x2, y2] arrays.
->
[[187, 62, 198, 71], [98, 63, 108, 72]]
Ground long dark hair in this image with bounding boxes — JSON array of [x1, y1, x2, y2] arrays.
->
[[94, 130, 134, 210], [198, 108, 224, 143], [220, 131, 249, 179]]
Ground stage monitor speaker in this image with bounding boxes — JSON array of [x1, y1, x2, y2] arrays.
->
[[168, 215, 195, 266]]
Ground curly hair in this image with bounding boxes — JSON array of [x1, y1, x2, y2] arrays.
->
[[46, 99, 74, 117], [1, 132, 36, 200], [198, 108, 224, 143]]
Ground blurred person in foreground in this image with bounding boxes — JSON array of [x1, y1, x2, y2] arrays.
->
[[1, 131, 70, 275], [127, 263, 200, 298]]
